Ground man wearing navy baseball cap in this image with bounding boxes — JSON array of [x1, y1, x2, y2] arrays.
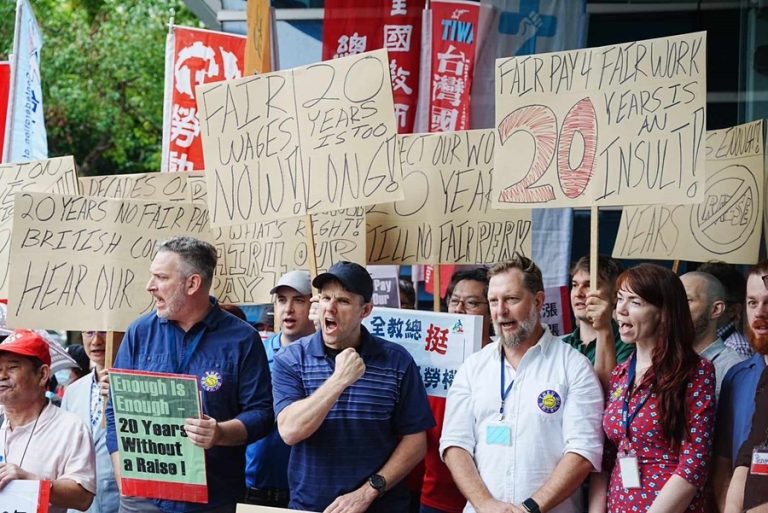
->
[[272, 261, 435, 513], [0, 330, 96, 513]]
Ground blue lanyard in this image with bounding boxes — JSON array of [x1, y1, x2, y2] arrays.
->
[[622, 353, 650, 440], [499, 352, 514, 419], [174, 327, 206, 374]]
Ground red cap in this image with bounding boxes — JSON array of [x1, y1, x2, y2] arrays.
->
[[0, 329, 52, 366]]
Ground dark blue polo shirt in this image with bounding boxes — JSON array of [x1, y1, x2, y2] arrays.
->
[[272, 326, 435, 513], [106, 298, 274, 512]]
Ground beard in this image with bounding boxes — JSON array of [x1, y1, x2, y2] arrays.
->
[[747, 320, 768, 355], [496, 304, 539, 349], [692, 313, 711, 341], [156, 286, 186, 320]]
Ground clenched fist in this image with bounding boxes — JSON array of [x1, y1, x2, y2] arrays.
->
[[331, 347, 365, 388]]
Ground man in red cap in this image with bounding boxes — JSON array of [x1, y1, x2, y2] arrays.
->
[[0, 329, 96, 513]]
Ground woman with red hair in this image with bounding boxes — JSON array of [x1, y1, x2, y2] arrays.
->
[[590, 264, 716, 513]]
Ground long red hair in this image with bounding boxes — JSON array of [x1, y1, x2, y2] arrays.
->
[[616, 264, 699, 448]]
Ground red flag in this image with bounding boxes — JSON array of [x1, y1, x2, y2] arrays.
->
[[0, 62, 11, 162], [161, 26, 246, 172], [322, 0, 422, 134]]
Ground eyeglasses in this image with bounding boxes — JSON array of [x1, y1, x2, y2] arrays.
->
[[448, 297, 488, 311], [82, 331, 107, 338]]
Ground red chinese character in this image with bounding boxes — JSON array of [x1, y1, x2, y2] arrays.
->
[[425, 323, 448, 355]]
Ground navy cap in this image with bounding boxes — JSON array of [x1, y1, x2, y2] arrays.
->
[[313, 262, 373, 303]]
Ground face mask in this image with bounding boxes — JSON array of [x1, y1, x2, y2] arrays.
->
[[55, 369, 73, 386]]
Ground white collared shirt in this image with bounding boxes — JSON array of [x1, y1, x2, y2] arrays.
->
[[440, 327, 604, 513]]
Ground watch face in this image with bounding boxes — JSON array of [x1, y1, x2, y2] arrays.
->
[[522, 499, 539, 513], [369, 474, 386, 490]]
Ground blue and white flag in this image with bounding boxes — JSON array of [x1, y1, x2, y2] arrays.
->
[[3, 0, 48, 163], [472, 0, 586, 287]]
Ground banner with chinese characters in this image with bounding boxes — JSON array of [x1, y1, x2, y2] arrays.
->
[[363, 307, 482, 398], [322, 0, 422, 133], [428, 0, 480, 132], [161, 26, 246, 172], [542, 285, 572, 338]]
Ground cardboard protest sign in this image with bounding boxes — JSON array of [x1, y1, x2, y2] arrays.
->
[[185, 171, 208, 204], [187, 174, 366, 304], [493, 32, 707, 209], [7, 192, 212, 331], [369, 265, 400, 308], [0, 157, 79, 297], [110, 369, 207, 503], [613, 120, 764, 264], [197, 49, 404, 225], [368, 130, 532, 264], [363, 307, 482, 398], [79, 173, 192, 202]]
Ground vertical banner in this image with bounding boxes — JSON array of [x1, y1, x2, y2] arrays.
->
[[161, 26, 246, 172], [0, 62, 10, 161], [428, 0, 480, 132], [3, 0, 48, 164], [363, 307, 482, 398], [541, 285, 572, 337], [322, 0, 422, 133], [245, 0, 273, 75], [110, 370, 207, 503]]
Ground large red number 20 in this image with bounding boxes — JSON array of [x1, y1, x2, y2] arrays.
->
[[497, 98, 598, 203]]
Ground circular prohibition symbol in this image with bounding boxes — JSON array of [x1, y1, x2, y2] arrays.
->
[[690, 164, 759, 255]]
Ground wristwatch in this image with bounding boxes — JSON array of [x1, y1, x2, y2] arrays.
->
[[368, 473, 387, 497], [522, 498, 541, 513]]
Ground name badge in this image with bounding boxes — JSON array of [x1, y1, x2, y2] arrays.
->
[[619, 453, 641, 489], [751, 446, 768, 476], [486, 422, 512, 446]]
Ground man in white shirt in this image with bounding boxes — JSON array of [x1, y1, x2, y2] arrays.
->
[[440, 255, 604, 513]]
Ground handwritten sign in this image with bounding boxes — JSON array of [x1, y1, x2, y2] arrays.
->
[[0, 480, 51, 513], [0, 157, 79, 297], [79, 173, 192, 202], [363, 307, 482, 398], [7, 192, 212, 331], [613, 120, 764, 264], [110, 369, 207, 503], [367, 130, 532, 264], [197, 48, 404, 225], [493, 32, 706, 208], [187, 174, 366, 304]]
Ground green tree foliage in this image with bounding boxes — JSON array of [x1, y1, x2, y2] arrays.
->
[[0, 0, 201, 175]]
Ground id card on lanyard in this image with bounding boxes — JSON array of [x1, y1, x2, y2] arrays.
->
[[619, 354, 649, 489], [486, 352, 514, 447]]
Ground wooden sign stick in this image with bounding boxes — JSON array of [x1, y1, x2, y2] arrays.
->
[[672, 260, 682, 274], [433, 264, 441, 312], [590, 206, 599, 289], [304, 214, 319, 279]]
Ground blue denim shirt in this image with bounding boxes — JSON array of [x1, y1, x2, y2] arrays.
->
[[106, 298, 274, 512]]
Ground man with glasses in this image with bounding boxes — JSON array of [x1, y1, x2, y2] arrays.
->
[[419, 268, 493, 513], [272, 261, 434, 513], [62, 330, 119, 513], [713, 261, 768, 511], [562, 255, 633, 389]]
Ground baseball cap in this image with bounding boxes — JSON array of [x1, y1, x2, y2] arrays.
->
[[270, 270, 312, 296], [0, 329, 52, 366], [313, 262, 373, 303]]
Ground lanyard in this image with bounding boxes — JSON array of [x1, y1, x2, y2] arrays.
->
[[499, 353, 514, 419], [622, 353, 650, 440], [174, 327, 206, 374]]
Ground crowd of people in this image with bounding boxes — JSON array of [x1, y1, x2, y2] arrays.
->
[[0, 235, 766, 513]]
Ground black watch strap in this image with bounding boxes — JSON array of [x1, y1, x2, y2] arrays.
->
[[522, 498, 541, 513], [368, 473, 387, 497]]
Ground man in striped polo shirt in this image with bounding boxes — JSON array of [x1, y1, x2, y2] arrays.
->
[[272, 261, 435, 513]]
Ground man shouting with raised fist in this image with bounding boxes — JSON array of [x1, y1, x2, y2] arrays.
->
[[272, 261, 434, 513]]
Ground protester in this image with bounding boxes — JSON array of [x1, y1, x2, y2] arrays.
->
[[698, 261, 753, 358], [0, 329, 96, 513], [62, 331, 119, 513], [590, 264, 716, 512], [562, 255, 634, 389], [723, 366, 768, 512], [400, 278, 416, 310], [680, 272, 745, 397], [106, 236, 274, 513], [245, 270, 315, 508], [713, 261, 768, 510], [420, 268, 493, 513], [441, 255, 604, 513], [272, 261, 435, 512]]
